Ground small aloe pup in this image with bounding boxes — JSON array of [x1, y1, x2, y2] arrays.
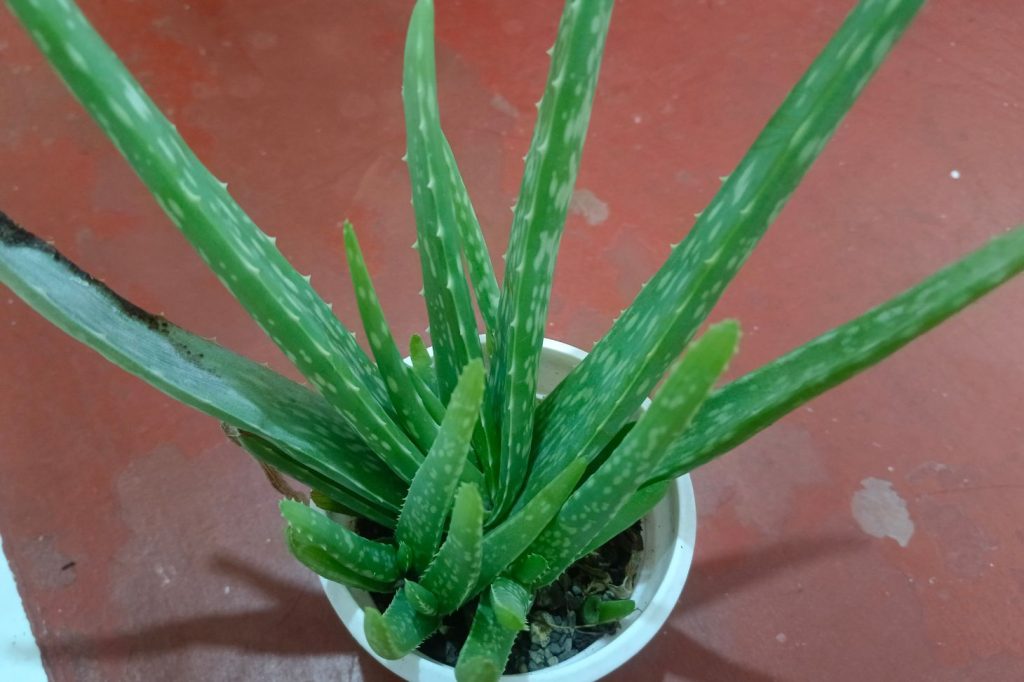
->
[[2, 0, 1023, 679]]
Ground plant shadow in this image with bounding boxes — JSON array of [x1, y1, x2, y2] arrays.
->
[[611, 533, 866, 681], [42, 535, 863, 680], [41, 555, 366, 660]]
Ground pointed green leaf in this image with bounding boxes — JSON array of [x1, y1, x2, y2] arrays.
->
[[396, 361, 484, 572], [0, 214, 405, 515], [582, 596, 635, 625], [6, 0, 432, 482], [506, 553, 549, 589], [344, 222, 438, 452], [364, 589, 440, 660], [476, 458, 587, 591], [396, 543, 414, 576], [402, 579, 439, 616], [310, 490, 371, 520], [580, 479, 670, 559], [531, 322, 739, 586], [490, 578, 531, 632], [455, 595, 523, 682], [403, 0, 484, 402], [233, 429, 398, 529], [421, 483, 484, 614], [652, 226, 1024, 481], [409, 334, 439, 395], [407, 364, 446, 424], [280, 500, 399, 583], [286, 527, 395, 593], [583, 419, 636, 481], [440, 128, 500, 334], [526, 0, 926, 506], [487, 0, 615, 518]]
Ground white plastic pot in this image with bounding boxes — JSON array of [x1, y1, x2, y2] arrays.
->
[[320, 338, 698, 681]]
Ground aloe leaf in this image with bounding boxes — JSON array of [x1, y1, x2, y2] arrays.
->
[[441, 130, 500, 333], [408, 365, 446, 422], [396, 362, 484, 572], [476, 458, 587, 591], [454, 595, 523, 682], [530, 322, 739, 586], [486, 0, 615, 518], [364, 589, 440, 660], [231, 429, 398, 529], [420, 483, 484, 613], [582, 596, 635, 625], [5, 0, 437, 482], [580, 479, 670, 559], [407, 337, 446, 425], [402, 579, 439, 616], [407, 358, 483, 475], [409, 334, 439, 395], [344, 222, 437, 452], [525, 0, 926, 505], [280, 500, 399, 583], [403, 0, 485, 403], [0, 213, 406, 513], [651, 225, 1024, 482], [506, 553, 549, 589], [583, 419, 635, 481], [310, 490, 369, 519], [490, 578, 531, 632], [286, 527, 395, 593]]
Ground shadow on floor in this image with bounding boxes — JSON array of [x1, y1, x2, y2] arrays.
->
[[42, 534, 864, 680], [612, 533, 867, 681], [41, 555, 361, 659]]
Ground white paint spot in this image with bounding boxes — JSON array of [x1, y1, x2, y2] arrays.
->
[[851, 478, 915, 547], [949, 169, 961, 180], [569, 188, 609, 226], [776, 632, 787, 644]]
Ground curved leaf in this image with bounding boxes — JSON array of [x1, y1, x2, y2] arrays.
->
[[580, 479, 670, 559], [530, 322, 739, 586], [0, 213, 404, 514], [280, 500, 399, 582], [286, 527, 395, 593], [476, 458, 586, 591], [396, 361, 484, 572], [232, 429, 398, 528], [454, 595, 522, 682], [421, 483, 484, 613], [490, 578, 531, 632], [344, 223, 437, 453], [402, 579, 439, 616], [364, 589, 440, 660], [6, 0, 436, 482]]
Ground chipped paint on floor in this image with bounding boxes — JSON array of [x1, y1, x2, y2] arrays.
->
[[851, 478, 915, 548]]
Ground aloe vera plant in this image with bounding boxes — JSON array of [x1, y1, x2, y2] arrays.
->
[[2, 0, 1022, 680]]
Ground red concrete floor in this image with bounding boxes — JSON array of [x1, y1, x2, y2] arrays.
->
[[1, 1, 1023, 680]]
